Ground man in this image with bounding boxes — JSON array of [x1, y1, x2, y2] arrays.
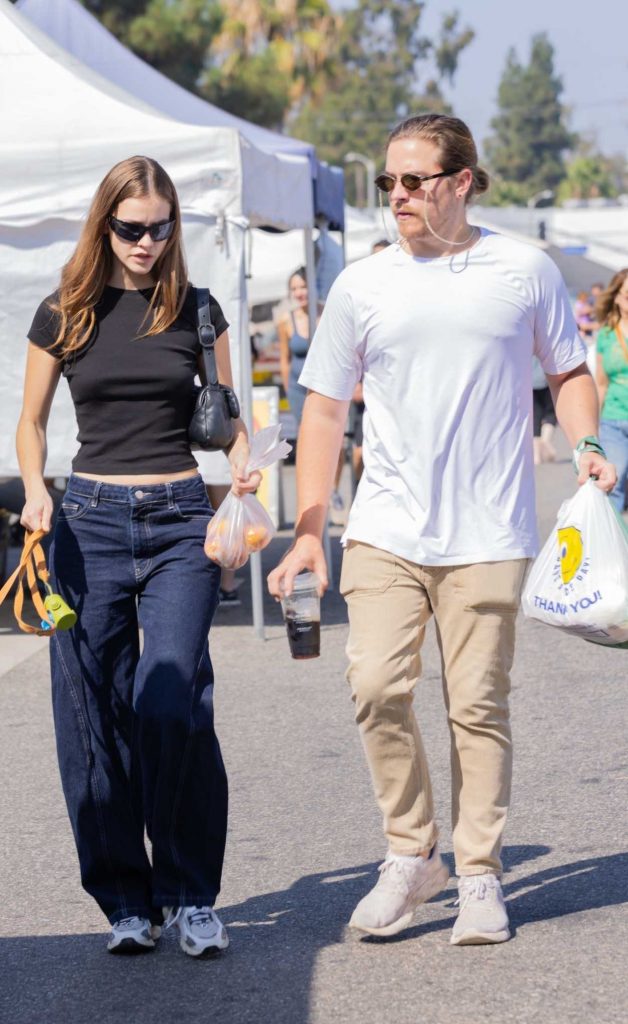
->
[[268, 114, 615, 946]]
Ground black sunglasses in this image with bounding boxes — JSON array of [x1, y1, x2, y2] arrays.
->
[[108, 215, 175, 243], [374, 169, 458, 193]]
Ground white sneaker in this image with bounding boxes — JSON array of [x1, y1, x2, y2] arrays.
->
[[107, 916, 160, 954], [349, 845, 449, 937], [164, 905, 229, 957], [450, 874, 510, 945]]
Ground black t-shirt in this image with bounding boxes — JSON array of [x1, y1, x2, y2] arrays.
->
[[28, 285, 229, 474]]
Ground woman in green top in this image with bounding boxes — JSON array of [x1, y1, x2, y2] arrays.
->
[[596, 268, 628, 511]]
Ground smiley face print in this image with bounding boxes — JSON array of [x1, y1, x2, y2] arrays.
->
[[557, 526, 584, 584]]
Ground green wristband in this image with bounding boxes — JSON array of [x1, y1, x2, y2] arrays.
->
[[575, 435, 605, 454], [572, 436, 607, 473]]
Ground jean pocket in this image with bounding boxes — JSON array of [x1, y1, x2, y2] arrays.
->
[[174, 497, 213, 521], [59, 494, 92, 522]]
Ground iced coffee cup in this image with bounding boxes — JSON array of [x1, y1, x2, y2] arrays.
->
[[281, 572, 321, 659]]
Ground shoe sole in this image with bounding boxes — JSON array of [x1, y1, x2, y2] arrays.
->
[[179, 935, 229, 958], [349, 864, 450, 937], [450, 927, 511, 946], [107, 938, 156, 955]]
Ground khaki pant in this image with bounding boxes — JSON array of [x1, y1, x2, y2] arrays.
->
[[339, 541, 529, 876]]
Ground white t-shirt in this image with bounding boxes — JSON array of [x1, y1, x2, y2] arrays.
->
[[299, 229, 586, 565]]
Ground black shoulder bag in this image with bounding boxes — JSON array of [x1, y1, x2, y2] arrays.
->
[[188, 287, 241, 452]]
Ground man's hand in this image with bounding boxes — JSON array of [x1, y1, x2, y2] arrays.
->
[[267, 535, 328, 599], [577, 451, 617, 492]]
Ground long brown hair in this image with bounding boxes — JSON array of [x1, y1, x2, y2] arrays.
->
[[387, 114, 490, 204], [50, 156, 188, 355], [595, 269, 628, 328]]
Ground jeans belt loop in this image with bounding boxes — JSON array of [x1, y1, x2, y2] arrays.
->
[[166, 482, 175, 510], [91, 481, 103, 508]]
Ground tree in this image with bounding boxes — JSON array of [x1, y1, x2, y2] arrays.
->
[[72, 1, 474, 167], [80, 1, 223, 94], [200, 0, 337, 128], [557, 155, 618, 203], [485, 33, 575, 203], [290, 2, 474, 172]]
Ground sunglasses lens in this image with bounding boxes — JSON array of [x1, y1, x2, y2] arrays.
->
[[150, 220, 175, 241], [110, 218, 142, 242], [400, 175, 423, 191], [109, 218, 175, 242], [375, 175, 395, 193]]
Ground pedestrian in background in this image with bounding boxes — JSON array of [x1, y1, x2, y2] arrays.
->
[[278, 267, 318, 433], [532, 355, 558, 464], [595, 268, 628, 512], [16, 155, 259, 957], [269, 113, 615, 947]]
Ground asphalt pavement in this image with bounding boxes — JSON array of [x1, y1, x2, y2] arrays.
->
[[1, 445, 626, 1024]]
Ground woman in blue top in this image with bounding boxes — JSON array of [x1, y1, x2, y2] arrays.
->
[[278, 267, 316, 430], [596, 268, 628, 511]]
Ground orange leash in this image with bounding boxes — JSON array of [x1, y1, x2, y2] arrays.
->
[[0, 529, 76, 636]]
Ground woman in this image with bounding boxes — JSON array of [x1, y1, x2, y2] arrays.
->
[[16, 155, 259, 957], [278, 267, 314, 432], [277, 268, 345, 512], [595, 269, 628, 512]]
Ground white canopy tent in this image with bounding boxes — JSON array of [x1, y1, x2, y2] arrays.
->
[[247, 207, 395, 306], [0, 0, 313, 485], [17, 0, 344, 336], [17, 0, 345, 232]]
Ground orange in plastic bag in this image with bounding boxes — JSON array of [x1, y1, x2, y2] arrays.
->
[[204, 426, 291, 569]]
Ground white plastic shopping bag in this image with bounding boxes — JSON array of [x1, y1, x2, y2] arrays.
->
[[521, 478, 628, 647], [204, 426, 292, 570]]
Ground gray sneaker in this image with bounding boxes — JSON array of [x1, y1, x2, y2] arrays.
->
[[450, 874, 510, 945], [107, 916, 160, 954], [164, 905, 229, 957], [349, 845, 449, 937]]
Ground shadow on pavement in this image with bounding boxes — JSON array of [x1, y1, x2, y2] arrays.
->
[[0, 864, 374, 1024], [5, 847, 625, 1022], [358, 847, 628, 945]]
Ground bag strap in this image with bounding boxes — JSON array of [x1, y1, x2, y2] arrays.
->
[[0, 528, 54, 636], [196, 287, 219, 387]]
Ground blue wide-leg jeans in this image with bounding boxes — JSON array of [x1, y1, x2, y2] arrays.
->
[[49, 474, 226, 925]]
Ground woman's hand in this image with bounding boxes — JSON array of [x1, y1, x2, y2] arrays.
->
[[21, 482, 54, 533], [229, 446, 262, 498]]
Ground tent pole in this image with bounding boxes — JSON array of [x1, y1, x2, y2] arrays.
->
[[239, 221, 265, 640], [303, 227, 318, 340]]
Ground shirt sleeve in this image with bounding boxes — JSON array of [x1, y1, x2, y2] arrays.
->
[[532, 253, 587, 374], [27, 294, 63, 359], [297, 273, 363, 401]]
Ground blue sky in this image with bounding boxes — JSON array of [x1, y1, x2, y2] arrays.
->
[[337, 0, 628, 157]]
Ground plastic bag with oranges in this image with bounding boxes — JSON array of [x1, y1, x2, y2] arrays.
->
[[204, 425, 292, 569]]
